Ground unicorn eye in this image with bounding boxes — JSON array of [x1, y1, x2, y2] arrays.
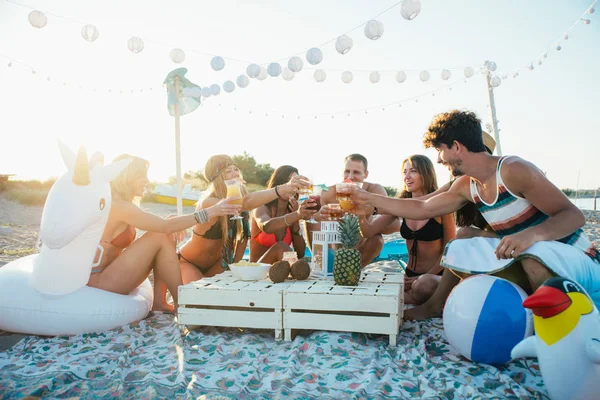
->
[[99, 198, 106, 210]]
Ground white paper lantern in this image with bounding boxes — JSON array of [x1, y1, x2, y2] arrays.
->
[[236, 75, 250, 88], [401, 0, 422, 20], [223, 81, 235, 93], [485, 61, 497, 72], [537, 59, 542, 65], [170, 48, 186, 63], [81, 24, 99, 42], [127, 37, 144, 53], [211, 56, 225, 71], [513, 71, 519, 78], [396, 71, 407, 83], [364, 20, 384, 40], [201, 87, 211, 98], [564, 33, 569, 40], [314, 69, 327, 82], [306, 48, 323, 65], [589, 7, 595, 14], [257, 67, 268, 81], [464, 66, 475, 78], [246, 63, 261, 78], [28, 10, 47, 28], [369, 71, 381, 83], [582, 19, 591, 25], [267, 63, 282, 77], [441, 69, 451, 80], [556, 44, 562, 51], [288, 56, 303, 72], [210, 84, 221, 96], [341, 71, 353, 83], [490, 76, 501, 88], [335, 35, 353, 55], [419, 70, 430, 82], [282, 68, 295, 81], [543, 52, 548, 58]]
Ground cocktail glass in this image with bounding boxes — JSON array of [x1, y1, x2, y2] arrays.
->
[[225, 179, 244, 220]]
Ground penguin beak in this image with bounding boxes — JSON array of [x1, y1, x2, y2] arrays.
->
[[523, 286, 571, 318]]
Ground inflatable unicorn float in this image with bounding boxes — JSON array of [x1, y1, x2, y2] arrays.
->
[[0, 142, 153, 336]]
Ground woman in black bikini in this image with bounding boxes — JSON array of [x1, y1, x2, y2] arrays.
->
[[359, 155, 455, 304], [177, 155, 308, 284]]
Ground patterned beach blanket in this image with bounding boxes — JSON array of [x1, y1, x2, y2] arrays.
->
[[0, 313, 549, 399]]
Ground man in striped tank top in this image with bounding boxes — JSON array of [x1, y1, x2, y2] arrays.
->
[[343, 110, 600, 321]]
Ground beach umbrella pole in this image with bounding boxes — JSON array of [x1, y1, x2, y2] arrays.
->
[[174, 76, 183, 216], [485, 70, 502, 156]]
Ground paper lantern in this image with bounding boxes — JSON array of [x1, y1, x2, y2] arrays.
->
[[236, 75, 250, 88], [246, 63, 261, 78], [28, 10, 47, 28], [282, 68, 295, 81], [441, 69, 451, 80], [589, 7, 595, 14], [267, 63, 282, 77], [419, 70, 430, 82], [306, 48, 323, 65], [81, 24, 99, 42], [201, 87, 211, 98], [396, 71, 407, 83], [210, 84, 220, 96], [582, 19, 591, 24], [556, 44, 562, 51], [537, 59, 542, 65], [257, 67, 268, 81], [170, 49, 186, 63], [314, 69, 327, 82], [543, 52, 548, 58], [490, 76, 501, 88], [288, 56, 303, 72], [127, 37, 144, 53], [400, 0, 422, 20], [513, 71, 519, 78], [211, 56, 225, 71], [223, 81, 235, 93], [369, 71, 381, 83], [335, 35, 353, 55], [364, 20, 384, 40], [485, 61, 497, 72], [464, 66, 475, 78], [564, 34, 569, 40], [341, 71, 353, 83]]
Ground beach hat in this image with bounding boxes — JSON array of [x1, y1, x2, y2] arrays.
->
[[482, 130, 496, 154]]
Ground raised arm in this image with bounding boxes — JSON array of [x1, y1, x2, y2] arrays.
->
[[358, 214, 399, 238], [242, 175, 308, 211], [112, 198, 241, 234]]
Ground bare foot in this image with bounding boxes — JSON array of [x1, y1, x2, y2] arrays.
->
[[404, 301, 443, 321], [152, 302, 175, 314]]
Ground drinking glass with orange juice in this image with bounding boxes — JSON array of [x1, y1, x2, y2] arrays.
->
[[336, 181, 363, 214], [225, 179, 244, 220]]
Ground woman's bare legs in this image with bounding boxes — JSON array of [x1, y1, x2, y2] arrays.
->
[[405, 274, 441, 305], [88, 232, 182, 312], [258, 241, 292, 264]]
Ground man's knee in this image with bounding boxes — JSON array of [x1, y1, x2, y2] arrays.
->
[[412, 275, 438, 295], [145, 232, 174, 248], [365, 234, 384, 252]]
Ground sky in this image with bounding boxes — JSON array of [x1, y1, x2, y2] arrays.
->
[[0, 0, 599, 191]]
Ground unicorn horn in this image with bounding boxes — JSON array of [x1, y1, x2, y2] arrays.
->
[[72, 146, 90, 186]]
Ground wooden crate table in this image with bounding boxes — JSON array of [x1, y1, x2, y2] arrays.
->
[[283, 279, 403, 346], [360, 270, 405, 286], [178, 272, 293, 340]]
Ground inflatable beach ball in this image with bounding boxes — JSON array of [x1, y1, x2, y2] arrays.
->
[[443, 275, 533, 365]]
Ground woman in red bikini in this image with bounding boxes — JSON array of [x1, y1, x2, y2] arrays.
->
[[178, 155, 309, 284], [250, 165, 317, 264], [87, 154, 241, 313], [359, 155, 455, 304]]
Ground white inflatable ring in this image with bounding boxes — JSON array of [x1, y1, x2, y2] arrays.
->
[[0, 254, 153, 336]]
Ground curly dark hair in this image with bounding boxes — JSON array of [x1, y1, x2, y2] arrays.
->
[[423, 110, 486, 153]]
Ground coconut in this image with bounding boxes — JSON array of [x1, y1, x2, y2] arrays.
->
[[290, 259, 311, 280], [269, 261, 290, 283]]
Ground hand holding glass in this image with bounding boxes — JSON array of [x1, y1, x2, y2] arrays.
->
[[225, 179, 244, 220]]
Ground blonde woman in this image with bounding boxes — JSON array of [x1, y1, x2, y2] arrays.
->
[[177, 155, 308, 284], [87, 154, 241, 313]]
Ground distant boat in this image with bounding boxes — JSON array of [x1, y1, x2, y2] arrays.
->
[[152, 184, 202, 207]]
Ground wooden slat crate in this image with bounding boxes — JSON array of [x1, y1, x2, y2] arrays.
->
[[360, 270, 405, 287], [178, 272, 293, 340], [283, 280, 403, 346]]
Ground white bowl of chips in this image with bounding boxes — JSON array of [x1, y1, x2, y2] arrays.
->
[[229, 261, 271, 281]]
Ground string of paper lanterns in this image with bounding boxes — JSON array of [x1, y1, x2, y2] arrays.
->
[[495, 0, 596, 81]]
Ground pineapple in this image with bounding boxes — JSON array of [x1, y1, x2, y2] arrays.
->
[[333, 215, 363, 286]]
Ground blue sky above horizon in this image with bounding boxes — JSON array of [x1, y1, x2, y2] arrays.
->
[[0, 0, 598, 190]]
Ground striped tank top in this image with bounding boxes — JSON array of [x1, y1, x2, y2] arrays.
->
[[470, 156, 600, 262]]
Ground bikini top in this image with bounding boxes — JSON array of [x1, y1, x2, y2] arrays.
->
[[254, 227, 292, 248], [102, 225, 136, 249], [400, 218, 444, 270]]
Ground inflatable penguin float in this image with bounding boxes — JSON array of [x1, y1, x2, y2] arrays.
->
[[511, 277, 600, 400]]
